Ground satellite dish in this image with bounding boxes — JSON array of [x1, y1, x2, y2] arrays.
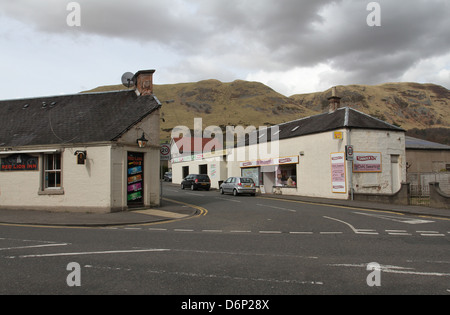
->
[[121, 72, 135, 88]]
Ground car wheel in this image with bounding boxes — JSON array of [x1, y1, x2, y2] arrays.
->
[[191, 184, 195, 191], [181, 184, 184, 190], [233, 189, 238, 196], [220, 188, 224, 195], [251, 193, 256, 196]]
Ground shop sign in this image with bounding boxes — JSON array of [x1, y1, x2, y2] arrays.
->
[[240, 156, 299, 168], [0, 154, 39, 171], [353, 152, 382, 173], [331, 152, 346, 193]]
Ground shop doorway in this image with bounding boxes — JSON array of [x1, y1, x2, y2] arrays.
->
[[182, 166, 189, 179], [127, 152, 144, 207]]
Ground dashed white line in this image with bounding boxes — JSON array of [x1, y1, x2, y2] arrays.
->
[[290, 232, 313, 235], [259, 231, 282, 234], [202, 230, 223, 233], [174, 229, 194, 232], [230, 230, 252, 233]]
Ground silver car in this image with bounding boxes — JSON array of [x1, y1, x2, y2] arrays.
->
[[220, 177, 256, 196]]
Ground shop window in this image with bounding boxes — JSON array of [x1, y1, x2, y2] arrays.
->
[[44, 154, 62, 189], [279, 164, 297, 187]]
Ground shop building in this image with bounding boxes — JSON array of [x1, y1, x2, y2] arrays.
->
[[172, 89, 407, 200], [0, 70, 162, 213]]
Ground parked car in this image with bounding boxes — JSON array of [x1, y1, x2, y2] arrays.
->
[[163, 172, 172, 182], [181, 174, 211, 191], [220, 177, 256, 196]]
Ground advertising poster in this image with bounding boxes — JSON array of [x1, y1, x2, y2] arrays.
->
[[331, 152, 346, 193], [127, 152, 144, 204], [353, 152, 382, 173]]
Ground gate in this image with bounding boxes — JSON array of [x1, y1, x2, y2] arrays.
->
[[409, 184, 430, 206]]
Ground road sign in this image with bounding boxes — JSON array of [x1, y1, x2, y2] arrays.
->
[[160, 144, 171, 161], [345, 145, 354, 161]]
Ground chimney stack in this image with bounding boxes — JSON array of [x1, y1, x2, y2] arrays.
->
[[328, 86, 341, 113], [133, 70, 156, 96]]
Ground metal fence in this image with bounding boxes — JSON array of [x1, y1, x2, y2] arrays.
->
[[409, 184, 430, 206]]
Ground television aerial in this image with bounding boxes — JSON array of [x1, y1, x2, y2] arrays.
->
[[121, 72, 135, 88]]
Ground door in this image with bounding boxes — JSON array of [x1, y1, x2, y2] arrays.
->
[[127, 152, 144, 207]]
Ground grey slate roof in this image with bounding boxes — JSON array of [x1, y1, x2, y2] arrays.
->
[[406, 136, 450, 150], [246, 107, 405, 145], [0, 90, 161, 147]]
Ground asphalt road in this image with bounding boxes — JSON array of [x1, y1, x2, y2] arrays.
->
[[0, 183, 449, 297]]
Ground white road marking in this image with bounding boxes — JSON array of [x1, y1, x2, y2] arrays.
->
[[290, 232, 313, 235], [202, 230, 223, 233], [256, 204, 296, 212], [215, 197, 241, 203], [323, 216, 372, 235], [320, 232, 343, 235], [329, 263, 450, 277], [148, 228, 168, 231], [0, 243, 69, 251], [16, 248, 170, 259], [353, 212, 434, 225], [230, 230, 252, 233], [259, 231, 282, 234], [174, 229, 194, 232]]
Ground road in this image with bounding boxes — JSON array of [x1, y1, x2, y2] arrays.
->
[[0, 182, 449, 297]]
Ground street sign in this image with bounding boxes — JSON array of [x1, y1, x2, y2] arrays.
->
[[160, 144, 171, 161], [345, 145, 354, 161]]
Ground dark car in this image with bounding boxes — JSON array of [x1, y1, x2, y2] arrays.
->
[[181, 174, 211, 191], [163, 172, 172, 182], [220, 177, 256, 196]]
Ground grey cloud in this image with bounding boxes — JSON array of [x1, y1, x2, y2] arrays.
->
[[1, 0, 449, 88]]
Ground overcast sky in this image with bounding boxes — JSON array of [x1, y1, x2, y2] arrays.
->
[[1, 0, 449, 100]]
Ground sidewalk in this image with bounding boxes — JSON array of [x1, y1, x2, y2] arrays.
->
[[261, 193, 450, 219], [0, 198, 199, 227]]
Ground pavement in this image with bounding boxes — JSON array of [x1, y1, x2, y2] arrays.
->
[[0, 198, 200, 227], [0, 190, 448, 227]]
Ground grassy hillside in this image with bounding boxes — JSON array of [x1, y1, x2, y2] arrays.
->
[[84, 80, 450, 143]]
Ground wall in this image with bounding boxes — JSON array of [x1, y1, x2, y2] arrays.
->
[[226, 128, 406, 200], [350, 129, 406, 195], [0, 145, 113, 213]]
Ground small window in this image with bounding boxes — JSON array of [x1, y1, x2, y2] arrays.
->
[[44, 154, 62, 189]]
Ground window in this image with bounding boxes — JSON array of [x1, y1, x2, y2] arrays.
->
[[44, 154, 62, 189], [279, 164, 297, 187]]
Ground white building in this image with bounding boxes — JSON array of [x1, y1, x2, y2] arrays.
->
[[0, 70, 162, 213], [172, 92, 407, 200]]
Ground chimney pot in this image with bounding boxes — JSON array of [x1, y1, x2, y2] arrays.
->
[[133, 69, 156, 96]]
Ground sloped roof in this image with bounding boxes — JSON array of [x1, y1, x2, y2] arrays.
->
[[0, 90, 161, 147], [406, 136, 450, 150], [245, 107, 404, 145]]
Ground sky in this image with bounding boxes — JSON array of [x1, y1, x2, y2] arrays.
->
[[0, 0, 449, 100]]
